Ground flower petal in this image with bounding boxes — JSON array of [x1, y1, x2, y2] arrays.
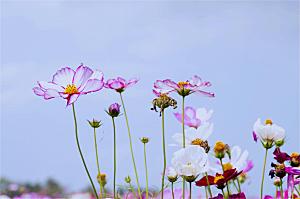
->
[[67, 94, 80, 106], [72, 65, 93, 89], [81, 79, 104, 94], [33, 87, 45, 96], [126, 78, 138, 88], [52, 67, 75, 88], [44, 89, 60, 100], [38, 81, 64, 92], [194, 89, 215, 97]]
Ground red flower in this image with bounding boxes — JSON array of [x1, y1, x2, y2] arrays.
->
[[273, 148, 290, 163], [195, 169, 242, 189]]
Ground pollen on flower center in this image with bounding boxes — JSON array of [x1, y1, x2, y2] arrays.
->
[[265, 119, 273, 125], [214, 175, 224, 184], [178, 81, 189, 87], [223, 163, 233, 171], [65, 84, 78, 94], [290, 152, 299, 158], [191, 138, 203, 145]]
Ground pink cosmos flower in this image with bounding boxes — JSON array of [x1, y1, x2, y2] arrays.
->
[[264, 190, 298, 199], [174, 106, 213, 129], [33, 65, 104, 106], [153, 75, 214, 97], [104, 77, 138, 93]]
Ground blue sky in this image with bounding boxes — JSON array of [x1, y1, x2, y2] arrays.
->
[[1, 0, 299, 197]]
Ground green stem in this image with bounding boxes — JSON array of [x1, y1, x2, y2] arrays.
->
[[171, 182, 175, 199], [182, 96, 186, 199], [143, 143, 149, 199], [93, 128, 103, 198], [112, 117, 117, 199], [236, 178, 241, 193], [205, 172, 213, 198], [119, 93, 142, 198], [222, 189, 225, 198], [260, 148, 268, 199], [220, 158, 230, 197], [275, 186, 278, 199], [71, 104, 99, 199], [161, 110, 167, 199], [189, 182, 192, 199], [204, 187, 208, 199], [232, 180, 239, 192], [280, 178, 284, 199]]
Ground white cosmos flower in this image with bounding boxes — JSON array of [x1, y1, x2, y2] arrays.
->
[[214, 146, 249, 173], [172, 123, 213, 147], [253, 118, 285, 148], [171, 146, 208, 178]]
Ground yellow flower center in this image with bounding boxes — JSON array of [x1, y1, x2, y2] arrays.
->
[[214, 174, 225, 184], [178, 81, 189, 87], [191, 138, 203, 146], [291, 152, 299, 158], [214, 141, 226, 152], [265, 119, 273, 125], [65, 84, 78, 94], [223, 163, 233, 171]]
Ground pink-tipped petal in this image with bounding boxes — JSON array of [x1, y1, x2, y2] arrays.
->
[[52, 67, 75, 88], [190, 75, 202, 86], [44, 89, 60, 100], [153, 89, 161, 97], [33, 87, 45, 96], [110, 81, 124, 90], [117, 77, 126, 84], [67, 94, 80, 106], [90, 70, 104, 81], [72, 65, 93, 89], [126, 78, 139, 88], [38, 81, 64, 92], [194, 90, 215, 97], [81, 79, 104, 94], [174, 112, 182, 123], [164, 79, 180, 89]]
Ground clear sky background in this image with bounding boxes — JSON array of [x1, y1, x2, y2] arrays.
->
[[1, 0, 299, 197]]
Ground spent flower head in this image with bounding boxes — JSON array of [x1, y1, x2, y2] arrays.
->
[[214, 141, 230, 159], [290, 152, 300, 167], [140, 137, 149, 144], [151, 92, 177, 116], [88, 119, 102, 128], [125, 176, 131, 184]]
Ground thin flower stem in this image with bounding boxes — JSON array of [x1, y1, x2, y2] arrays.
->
[[280, 178, 284, 199], [112, 117, 117, 199], [171, 182, 175, 199], [204, 187, 208, 199], [260, 148, 268, 199], [93, 128, 103, 198], [220, 158, 230, 197], [189, 182, 192, 199], [205, 172, 213, 198], [143, 143, 149, 199], [275, 186, 278, 199], [236, 178, 241, 193], [119, 93, 142, 198], [182, 96, 186, 199], [222, 189, 225, 198], [161, 110, 167, 199], [71, 104, 99, 199], [232, 180, 239, 192]]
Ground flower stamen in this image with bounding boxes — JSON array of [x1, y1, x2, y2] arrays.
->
[[214, 174, 225, 184], [65, 84, 78, 94], [265, 119, 273, 125]]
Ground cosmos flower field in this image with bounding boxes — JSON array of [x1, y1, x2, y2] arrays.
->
[[2, 64, 299, 199]]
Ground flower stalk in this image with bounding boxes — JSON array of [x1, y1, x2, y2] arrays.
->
[[181, 96, 186, 199], [161, 110, 167, 199], [280, 178, 284, 199], [72, 104, 99, 199], [260, 148, 268, 199], [142, 139, 149, 199], [119, 93, 142, 198], [112, 117, 117, 199], [189, 182, 192, 199], [93, 127, 103, 198], [220, 158, 230, 198], [205, 172, 213, 198]]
